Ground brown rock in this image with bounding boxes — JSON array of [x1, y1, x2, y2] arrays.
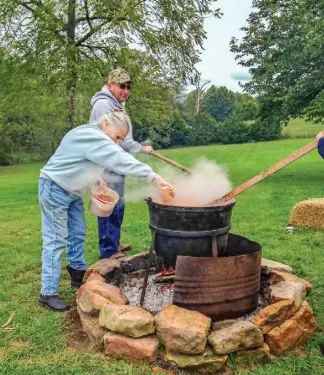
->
[[208, 321, 263, 355], [261, 258, 292, 274], [77, 306, 105, 349], [84, 258, 121, 281], [270, 281, 306, 308], [156, 304, 211, 355], [252, 300, 298, 334], [269, 270, 312, 295], [99, 304, 155, 337], [234, 343, 272, 365], [165, 347, 228, 374], [103, 331, 159, 363], [85, 273, 106, 284], [76, 284, 111, 314], [86, 280, 128, 305], [265, 301, 316, 355]]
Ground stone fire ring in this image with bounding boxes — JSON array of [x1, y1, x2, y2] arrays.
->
[[75, 252, 315, 374]]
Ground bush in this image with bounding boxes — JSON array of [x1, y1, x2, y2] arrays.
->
[[217, 115, 251, 144], [185, 113, 220, 146], [250, 118, 282, 141]]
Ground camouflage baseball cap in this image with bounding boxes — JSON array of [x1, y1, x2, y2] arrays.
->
[[107, 68, 131, 84]]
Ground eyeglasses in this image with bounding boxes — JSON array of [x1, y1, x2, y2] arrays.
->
[[112, 82, 131, 90]]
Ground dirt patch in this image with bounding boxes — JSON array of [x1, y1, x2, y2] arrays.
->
[[63, 303, 93, 351], [9, 338, 31, 349]]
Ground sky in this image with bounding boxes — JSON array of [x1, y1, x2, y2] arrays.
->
[[197, 0, 253, 92]]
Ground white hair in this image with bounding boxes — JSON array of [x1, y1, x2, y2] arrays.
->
[[97, 112, 130, 133]]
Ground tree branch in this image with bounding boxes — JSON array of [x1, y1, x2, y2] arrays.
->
[[83, 0, 92, 29]]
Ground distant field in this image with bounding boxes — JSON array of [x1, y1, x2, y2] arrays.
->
[[282, 118, 323, 138]]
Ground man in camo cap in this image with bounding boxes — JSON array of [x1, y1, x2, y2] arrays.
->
[[90, 68, 154, 259]]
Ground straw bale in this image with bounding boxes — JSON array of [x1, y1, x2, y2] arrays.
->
[[290, 198, 324, 229]]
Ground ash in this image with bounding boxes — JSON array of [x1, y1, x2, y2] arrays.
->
[[120, 272, 268, 320], [238, 295, 269, 321], [120, 274, 174, 315]]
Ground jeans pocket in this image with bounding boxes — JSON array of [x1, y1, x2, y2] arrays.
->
[[38, 178, 46, 197]]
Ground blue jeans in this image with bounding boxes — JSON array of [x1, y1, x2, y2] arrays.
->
[[38, 178, 86, 295], [98, 174, 125, 258]]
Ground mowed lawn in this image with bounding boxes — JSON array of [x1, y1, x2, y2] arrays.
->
[[0, 138, 324, 375], [282, 118, 323, 138]]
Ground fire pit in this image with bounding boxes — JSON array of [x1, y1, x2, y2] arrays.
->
[[74, 197, 316, 372]]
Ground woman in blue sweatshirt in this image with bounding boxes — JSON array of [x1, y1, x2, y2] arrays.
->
[[38, 112, 173, 312]]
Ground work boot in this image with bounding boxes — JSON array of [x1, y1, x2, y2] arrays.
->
[[66, 265, 86, 288], [38, 294, 70, 312], [118, 243, 132, 252]]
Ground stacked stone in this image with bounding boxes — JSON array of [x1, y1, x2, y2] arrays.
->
[[77, 252, 159, 363], [253, 258, 316, 356], [76, 253, 316, 374]]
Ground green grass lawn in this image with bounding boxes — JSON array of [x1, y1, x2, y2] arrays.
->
[[0, 138, 324, 374]]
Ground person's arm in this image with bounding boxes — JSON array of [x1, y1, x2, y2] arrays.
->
[[121, 123, 146, 154], [85, 137, 171, 195], [316, 131, 324, 159]]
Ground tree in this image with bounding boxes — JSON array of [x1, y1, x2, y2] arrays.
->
[[231, 0, 324, 125], [190, 71, 211, 115], [234, 93, 258, 122], [0, 0, 221, 129], [203, 86, 236, 122]]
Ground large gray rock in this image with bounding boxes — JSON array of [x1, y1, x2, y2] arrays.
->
[[104, 332, 159, 363], [270, 281, 306, 308], [155, 304, 211, 355], [261, 258, 292, 274], [99, 304, 155, 338], [208, 321, 263, 355]]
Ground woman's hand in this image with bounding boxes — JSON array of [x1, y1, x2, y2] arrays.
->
[[143, 145, 154, 154], [316, 130, 324, 141], [152, 175, 175, 197]]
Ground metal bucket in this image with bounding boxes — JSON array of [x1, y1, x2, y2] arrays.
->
[[173, 233, 262, 320], [146, 198, 235, 269]]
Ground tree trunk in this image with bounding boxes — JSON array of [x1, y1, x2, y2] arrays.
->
[[66, 0, 77, 129]]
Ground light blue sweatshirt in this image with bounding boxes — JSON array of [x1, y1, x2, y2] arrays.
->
[[40, 124, 156, 196], [90, 85, 144, 153]]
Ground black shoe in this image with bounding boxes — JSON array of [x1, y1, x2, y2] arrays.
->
[[38, 294, 70, 312], [66, 265, 86, 288]]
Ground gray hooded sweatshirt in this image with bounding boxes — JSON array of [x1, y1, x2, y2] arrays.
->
[[90, 85, 144, 154]]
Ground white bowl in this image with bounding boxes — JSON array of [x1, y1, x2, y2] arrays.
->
[[88, 186, 119, 217]]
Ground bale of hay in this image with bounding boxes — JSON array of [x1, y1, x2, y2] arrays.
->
[[290, 198, 324, 229]]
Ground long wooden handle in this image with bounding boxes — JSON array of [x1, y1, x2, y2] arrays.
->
[[223, 139, 318, 201], [150, 151, 191, 174]]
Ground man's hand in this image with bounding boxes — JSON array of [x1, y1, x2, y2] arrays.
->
[[316, 131, 324, 142], [143, 145, 154, 154], [152, 175, 175, 197]]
